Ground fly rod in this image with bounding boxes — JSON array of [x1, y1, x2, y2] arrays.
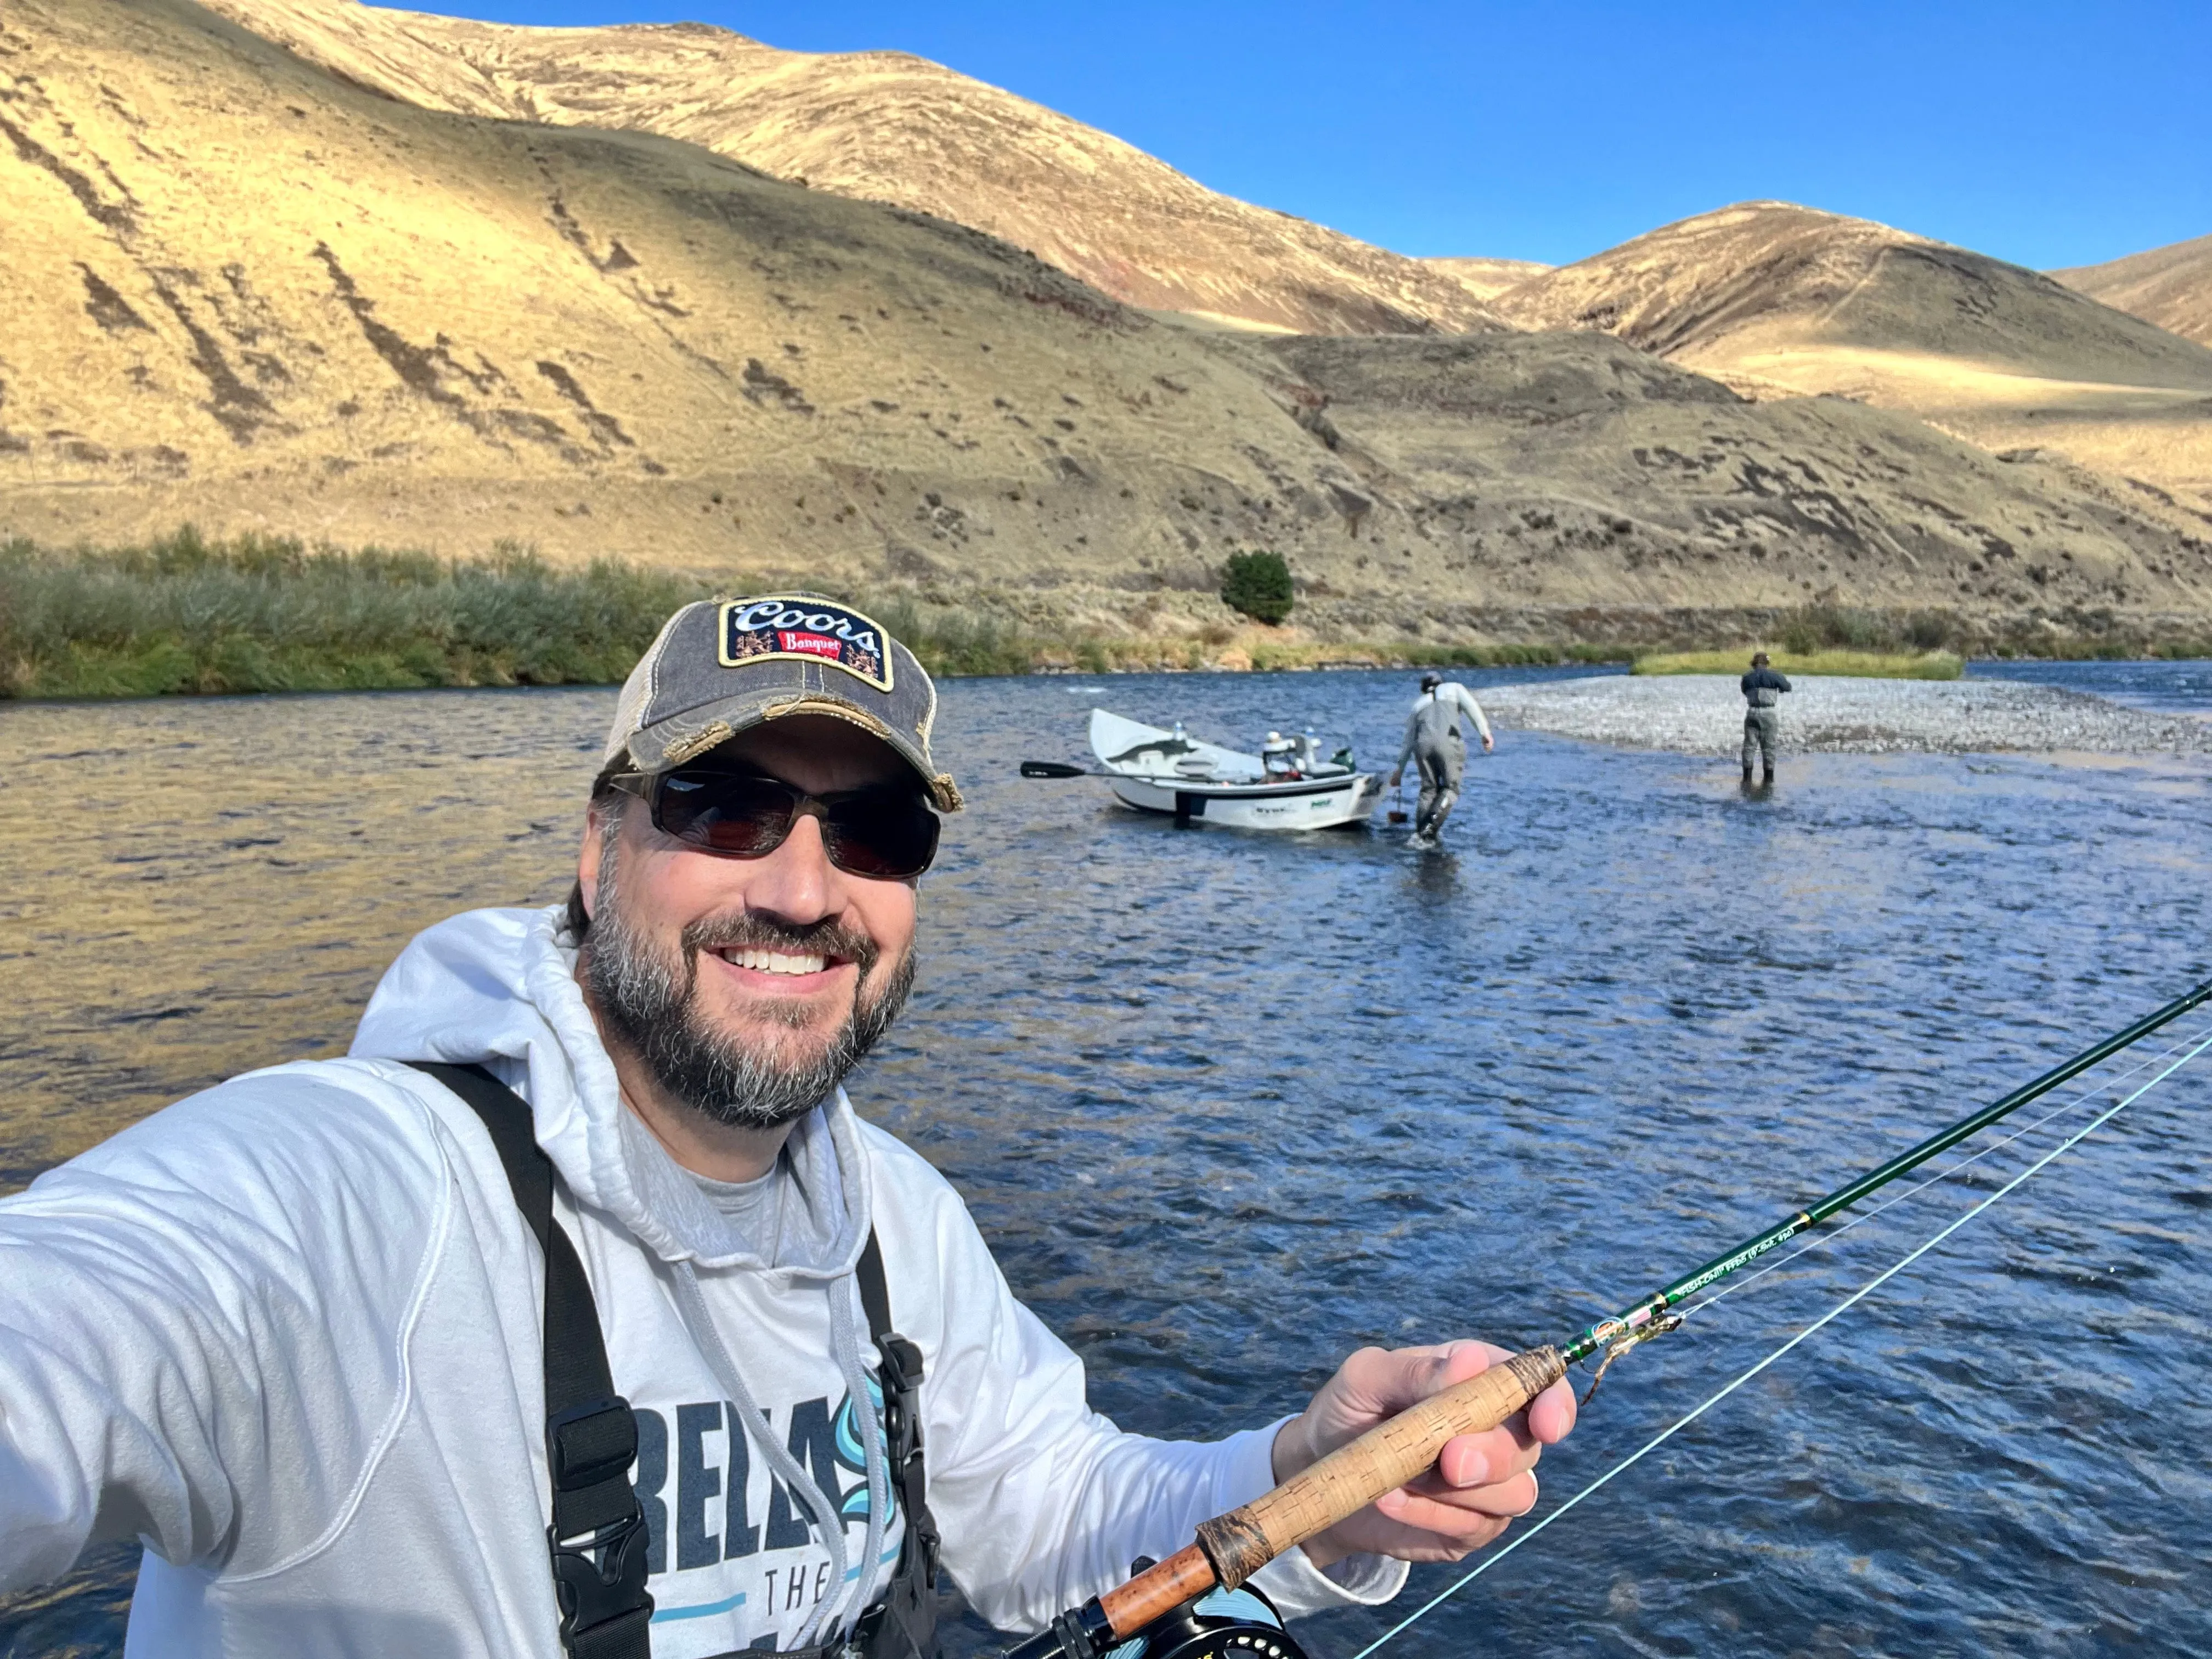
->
[[1011, 974, 2212, 1659]]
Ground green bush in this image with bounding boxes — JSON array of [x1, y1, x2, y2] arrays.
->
[[1218, 549, 1295, 625]]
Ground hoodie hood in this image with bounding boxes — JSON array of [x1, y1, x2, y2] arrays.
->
[[350, 904, 871, 1277]]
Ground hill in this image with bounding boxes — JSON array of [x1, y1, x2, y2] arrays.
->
[[2053, 233, 2212, 348], [7, 0, 2211, 652], [1427, 257, 1553, 302], [192, 0, 1502, 339], [1492, 202, 2212, 515]]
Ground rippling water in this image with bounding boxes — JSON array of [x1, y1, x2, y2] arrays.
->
[[3, 668, 2209, 1658]]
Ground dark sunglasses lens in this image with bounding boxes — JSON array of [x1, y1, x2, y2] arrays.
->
[[822, 797, 941, 878], [653, 773, 938, 876], [653, 774, 798, 855]]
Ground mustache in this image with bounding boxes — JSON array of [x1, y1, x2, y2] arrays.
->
[[679, 911, 882, 976]]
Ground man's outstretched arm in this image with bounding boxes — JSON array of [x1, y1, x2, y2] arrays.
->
[[1445, 685, 1494, 752], [0, 1067, 447, 1590]]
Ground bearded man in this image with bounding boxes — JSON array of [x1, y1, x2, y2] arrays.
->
[[0, 596, 1575, 1658]]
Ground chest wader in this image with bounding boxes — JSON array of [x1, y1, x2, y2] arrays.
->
[[413, 1063, 943, 1659]]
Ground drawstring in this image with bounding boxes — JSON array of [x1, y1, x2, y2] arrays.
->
[[829, 1276, 892, 1632], [672, 1261, 863, 1647]]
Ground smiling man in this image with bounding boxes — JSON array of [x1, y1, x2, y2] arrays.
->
[[0, 595, 1574, 1658]]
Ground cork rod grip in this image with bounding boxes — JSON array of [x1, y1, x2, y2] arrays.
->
[[1197, 1345, 1566, 1590], [1097, 1346, 1565, 1637]]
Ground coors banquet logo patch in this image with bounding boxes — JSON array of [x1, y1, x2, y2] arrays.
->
[[718, 597, 893, 691]]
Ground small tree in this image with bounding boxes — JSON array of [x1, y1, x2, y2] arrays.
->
[[1220, 549, 1294, 625]]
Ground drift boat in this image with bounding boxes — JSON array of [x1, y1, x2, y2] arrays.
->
[[1079, 708, 1383, 830]]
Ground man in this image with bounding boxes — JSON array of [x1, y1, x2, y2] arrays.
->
[[1387, 672, 1494, 850], [0, 595, 1575, 1657], [1740, 651, 1793, 783]]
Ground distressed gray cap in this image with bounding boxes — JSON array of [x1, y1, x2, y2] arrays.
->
[[603, 595, 962, 811]]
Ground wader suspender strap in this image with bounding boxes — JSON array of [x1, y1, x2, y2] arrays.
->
[[409, 1062, 655, 1659], [848, 1234, 943, 1659]]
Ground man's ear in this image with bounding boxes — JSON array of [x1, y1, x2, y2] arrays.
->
[[577, 803, 612, 922]]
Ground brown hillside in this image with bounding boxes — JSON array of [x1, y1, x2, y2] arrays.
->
[[6, 0, 2211, 644], [1493, 202, 2212, 514], [1426, 257, 1553, 302], [193, 0, 1502, 338], [2053, 233, 2212, 348], [1223, 330, 2212, 624]]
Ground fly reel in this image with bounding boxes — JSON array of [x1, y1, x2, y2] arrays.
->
[[1005, 1581, 1312, 1659], [1109, 1585, 1311, 1659]]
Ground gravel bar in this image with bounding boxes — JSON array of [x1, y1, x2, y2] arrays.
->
[[1480, 675, 2212, 755]]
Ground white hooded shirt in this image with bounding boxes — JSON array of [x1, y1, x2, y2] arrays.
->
[[0, 906, 1403, 1656]]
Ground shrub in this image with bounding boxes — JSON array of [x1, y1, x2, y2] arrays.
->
[[1218, 550, 1294, 625], [0, 528, 706, 698], [869, 596, 1036, 677], [1633, 649, 1962, 680]]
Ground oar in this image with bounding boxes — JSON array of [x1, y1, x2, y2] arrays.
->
[[1006, 973, 2212, 1659], [1019, 761, 1099, 778]]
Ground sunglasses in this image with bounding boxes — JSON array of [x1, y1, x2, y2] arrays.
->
[[610, 768, 940, 879]]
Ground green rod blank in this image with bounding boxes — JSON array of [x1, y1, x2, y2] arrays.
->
[[1560, 976, 2212, 1365]]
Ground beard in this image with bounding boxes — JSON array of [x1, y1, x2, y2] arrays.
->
[[580, 855, 915, 1131]]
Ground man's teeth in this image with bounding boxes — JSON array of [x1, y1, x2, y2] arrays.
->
[[719, 947, 827, 976]]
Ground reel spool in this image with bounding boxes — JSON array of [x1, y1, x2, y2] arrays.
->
[[1005, 1581, 1312, 1659], [1108, 1585, 1311, 1659]]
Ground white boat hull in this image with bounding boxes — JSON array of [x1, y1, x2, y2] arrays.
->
[[1106, 772, 1384, 830]]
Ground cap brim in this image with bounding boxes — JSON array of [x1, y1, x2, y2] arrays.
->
[[628, 690, 963, 812]]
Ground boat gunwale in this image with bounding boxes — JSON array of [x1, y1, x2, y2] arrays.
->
[[1099, 771, 1374, 800]]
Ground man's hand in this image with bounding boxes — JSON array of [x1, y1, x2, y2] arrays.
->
[[1271, 1341, 1576, 1569], [1387, 768, 1402, 788], [1480, 733, 1494, 753]]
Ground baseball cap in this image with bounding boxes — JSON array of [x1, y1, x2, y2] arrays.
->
[[602, 595, 962, 811]]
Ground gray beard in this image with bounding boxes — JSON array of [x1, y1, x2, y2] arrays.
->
[[581, 865, 915, 1132]]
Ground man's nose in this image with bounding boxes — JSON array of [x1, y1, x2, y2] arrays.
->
[[744, 809, 840, 923]]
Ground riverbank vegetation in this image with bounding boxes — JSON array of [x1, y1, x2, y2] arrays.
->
[[0, 531, 705, 698], [1746, 602, 2212, 664], [1634, 650, 1964, 679], [0, 533, 1627, 697], [3, 533, 2207, 699]]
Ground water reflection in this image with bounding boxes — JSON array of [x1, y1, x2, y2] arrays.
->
[[2, 667, 2209, 1657]]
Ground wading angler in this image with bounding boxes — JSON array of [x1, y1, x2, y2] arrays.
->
[[0, 593, 1576, 1658]]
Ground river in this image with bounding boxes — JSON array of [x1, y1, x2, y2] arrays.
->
[[3, 665, 2209, 1657]]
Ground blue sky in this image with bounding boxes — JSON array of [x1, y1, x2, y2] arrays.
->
[[428, 1, 2208, 270]]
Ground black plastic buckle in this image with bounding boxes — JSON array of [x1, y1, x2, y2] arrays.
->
[[547, 1508, 653, 1646], [544, 1398, 653, 1651], [879, 1335, 925, 1462]]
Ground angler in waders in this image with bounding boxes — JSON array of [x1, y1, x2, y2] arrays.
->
[[1741, 651, 1792, 784], [0, 595, 1575, 1658], [1388, 672, 1494, 850]]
